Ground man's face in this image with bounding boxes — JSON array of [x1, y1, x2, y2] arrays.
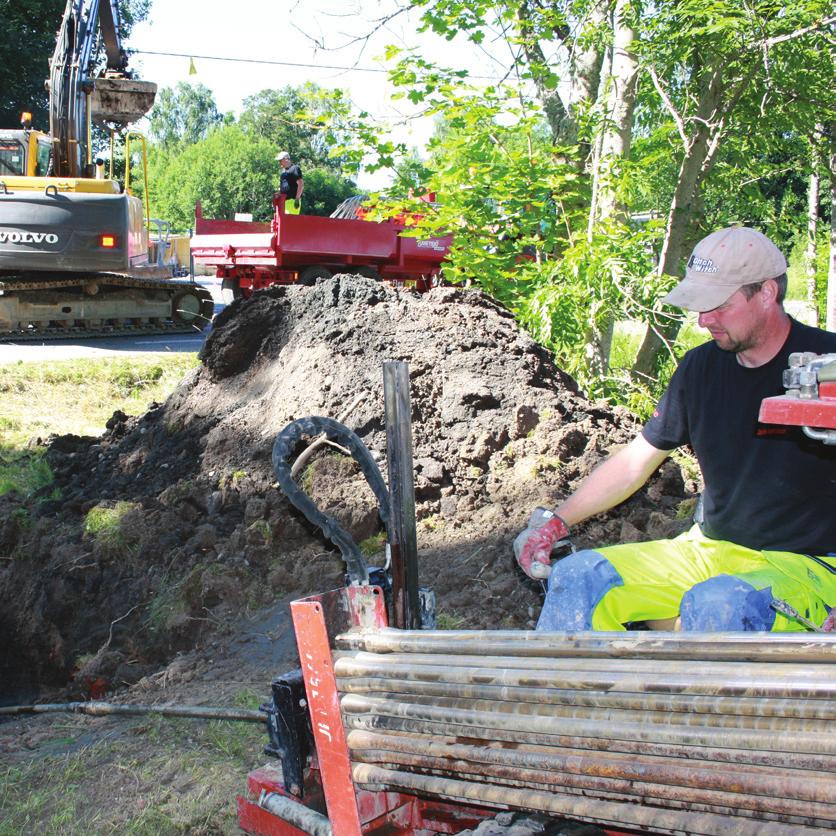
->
[[697, 285, 767, 354], [279, 157, 291, 169]]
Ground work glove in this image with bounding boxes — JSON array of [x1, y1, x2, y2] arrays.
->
[[513, 507, 570, 579]]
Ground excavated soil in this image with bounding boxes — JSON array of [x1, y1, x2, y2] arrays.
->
[[0, 275, 698, 703]]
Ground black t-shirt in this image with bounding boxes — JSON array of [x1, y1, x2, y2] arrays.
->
[[280, 164, 303, 198], [642, 318, 836, 554]]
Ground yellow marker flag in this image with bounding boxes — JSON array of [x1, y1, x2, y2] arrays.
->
[[188, 57, 197, 76]]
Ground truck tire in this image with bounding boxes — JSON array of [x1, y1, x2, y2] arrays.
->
[[353, 265, 381, 281], [298, 266, 332, 286], [221, 278, 242, 304], [455, 813, 606, 835]]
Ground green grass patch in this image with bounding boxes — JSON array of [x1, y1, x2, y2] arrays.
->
[[0, 446, 54, 497], [84, 501, 140, 553], [0, 355, 199, 447]]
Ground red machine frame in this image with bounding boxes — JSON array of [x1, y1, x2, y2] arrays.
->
[[237, 586, 504, 835], [191, 196, 452, 296]]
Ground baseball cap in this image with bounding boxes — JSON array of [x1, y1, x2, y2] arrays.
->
[[275, 151, 290, 161], [661, 227, 787, 312]]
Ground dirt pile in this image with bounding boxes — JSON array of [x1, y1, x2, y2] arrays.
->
[[0, 275, 697, 700]]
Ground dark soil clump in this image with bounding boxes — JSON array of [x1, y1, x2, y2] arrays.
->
[[0, 275, 696, 700]]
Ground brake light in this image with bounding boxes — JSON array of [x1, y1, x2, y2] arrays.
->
[[100, 235, 117, 248]]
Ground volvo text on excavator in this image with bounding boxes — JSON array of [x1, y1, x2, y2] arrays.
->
[[0, 0, 214, 340]]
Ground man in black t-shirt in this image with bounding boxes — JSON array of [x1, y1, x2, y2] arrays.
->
[[276, 150, 304, 214], [514, 227, 836, 632]]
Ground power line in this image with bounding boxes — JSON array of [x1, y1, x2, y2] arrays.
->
[[133, 49, 388, 74], [131, 49, 499, 80]]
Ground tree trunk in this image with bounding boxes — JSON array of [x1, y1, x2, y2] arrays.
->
[[595, 0, 639, 223], [806, 130, 822, 316], [632, 62, 726, 379]]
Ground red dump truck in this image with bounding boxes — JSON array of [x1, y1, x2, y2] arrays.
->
[[190, 195, 452, 300]]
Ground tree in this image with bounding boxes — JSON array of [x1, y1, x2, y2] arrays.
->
[[148, 82, 222, 149], [237, 84, 357, 175], [332, 0, 834, 402], [147, 124, 357, 231], [0, 0, 150, 131]]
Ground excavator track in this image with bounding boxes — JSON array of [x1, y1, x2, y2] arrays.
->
[[0, 273, 215, 342]]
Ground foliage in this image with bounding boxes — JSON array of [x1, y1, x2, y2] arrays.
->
[[238, 84, 357, 174], [0, 0, 150, 131], [148, 82, 222, 149], [148, 124, 276, 229]]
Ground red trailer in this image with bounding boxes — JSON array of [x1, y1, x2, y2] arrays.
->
[[190, 195, 452, 299]]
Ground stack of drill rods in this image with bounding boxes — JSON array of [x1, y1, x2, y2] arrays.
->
[[333, 630, 836, 831], [335, 627, 836, 662], [337, 676, 836, 722], [338, 687, 825, 731], [347, 730, 834, 825], [351, 764, 828, 836], [339, 692, 835, 767], [334, 651, 836, 700]]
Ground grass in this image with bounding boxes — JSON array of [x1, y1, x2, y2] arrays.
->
[[0, 355, 198, 498], [84, 501, 141, 553], [0, 703, 267, 836], [0, 356, 199, 447]]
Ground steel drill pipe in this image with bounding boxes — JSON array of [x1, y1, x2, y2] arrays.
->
[[336, 685, 827, 732], [340, 693, 835, 755], [348, 727, 830, 782], [341, 710, 836, 771], [335, 628, 836, 662], [345, 730, 836, 809], [334, 648, 836, 680], [350, 752, 834, 828], [350, 764, 827, 836], [333, 655, 836, 701], [350, 750, 834, 826], [336, 675, 836, 721]]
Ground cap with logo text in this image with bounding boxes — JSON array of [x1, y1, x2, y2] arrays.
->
[[661, 227, 787, 312]]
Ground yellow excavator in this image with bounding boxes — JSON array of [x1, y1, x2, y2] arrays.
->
[[0, 0, 213, 340]]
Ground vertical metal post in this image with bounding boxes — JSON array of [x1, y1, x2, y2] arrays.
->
[[383, 361, 421, 630]]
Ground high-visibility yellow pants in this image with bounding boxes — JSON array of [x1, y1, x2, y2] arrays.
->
[[536, 525, 836, 632], [285, 198, 301, 215]]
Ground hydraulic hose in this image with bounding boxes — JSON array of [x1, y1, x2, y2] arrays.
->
[[272, 416, 391, 585]]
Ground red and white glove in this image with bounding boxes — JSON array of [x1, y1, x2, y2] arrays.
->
[[513, 507, 570, 579]]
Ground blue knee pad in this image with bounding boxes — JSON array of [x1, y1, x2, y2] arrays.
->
[[536, 549, 622, 631], [680, 574, 776, 631]]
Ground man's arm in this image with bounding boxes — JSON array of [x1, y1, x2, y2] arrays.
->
[[556, 433, 671, 526], [295, 176, 304, 202]]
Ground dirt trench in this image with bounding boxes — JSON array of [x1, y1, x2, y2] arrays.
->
[[0, 275, 697, 701]]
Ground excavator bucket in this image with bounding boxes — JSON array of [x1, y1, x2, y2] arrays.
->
[[90, 78, 157, 127]]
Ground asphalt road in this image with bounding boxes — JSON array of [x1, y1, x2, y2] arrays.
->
[[0, 280, 224, 365]]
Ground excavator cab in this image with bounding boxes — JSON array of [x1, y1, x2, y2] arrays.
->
[[0, 122, 52, 178]]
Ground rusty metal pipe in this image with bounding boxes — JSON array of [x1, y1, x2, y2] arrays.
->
[[350, 754, 834, 827], [340, 694, 835, 755], [350, 764, 826, 836], [333, 656, 836, 701], [258, 791, 333, 836], [336, 685, 827, 732], [341, 711, 836, 771], [336, 628, 836, 663], [345, 730, 836, 808], [336, 675, 836, 721]]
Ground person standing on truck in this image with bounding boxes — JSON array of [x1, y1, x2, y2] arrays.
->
[[515, 226, 836, 632], [277, 151, 304, 215]]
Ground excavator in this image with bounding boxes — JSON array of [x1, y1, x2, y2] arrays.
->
[[0, 0, 214, 340]]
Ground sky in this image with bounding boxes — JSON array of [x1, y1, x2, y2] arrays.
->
[[126, 0, 508, 189]]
